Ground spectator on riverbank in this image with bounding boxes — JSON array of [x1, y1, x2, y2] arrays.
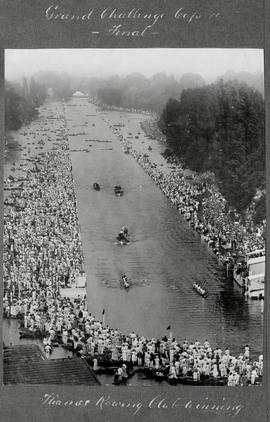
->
[[3, 102, 263, 387], [111, 117, 265, 268]]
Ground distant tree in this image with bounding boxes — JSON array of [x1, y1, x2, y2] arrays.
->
[[97, 86, 123, 106], [179, 73, 206, 90]]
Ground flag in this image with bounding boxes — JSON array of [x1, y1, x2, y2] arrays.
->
[[102, 309, 105, 315], [167, 325, 171, 330]]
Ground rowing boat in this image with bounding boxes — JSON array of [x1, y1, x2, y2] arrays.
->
[[193, 282, 208, 297], [115, 240, 130, 246], [114, 186, 124, 196]]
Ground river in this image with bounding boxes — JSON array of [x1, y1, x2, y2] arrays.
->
[[4, 99, 263, 358], [65, 98, 263, 357]]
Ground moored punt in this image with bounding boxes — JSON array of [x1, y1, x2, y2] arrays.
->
[[93, 366, 119, 375], [170, 375, 228, 386], [84, 356, 134, 369], [4, 186, 23, 191], [19, 327, 44, 340], [4, 201, 16, 207], [4, 201, 25, 211], [143, 367, 167, 381]]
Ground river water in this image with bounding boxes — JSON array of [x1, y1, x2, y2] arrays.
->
[[65, 99, 263, 357], [4, 99, 263, 358]]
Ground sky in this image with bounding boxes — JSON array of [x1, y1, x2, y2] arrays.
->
[[5, 49, 264, 81]]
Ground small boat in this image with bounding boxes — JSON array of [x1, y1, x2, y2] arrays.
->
[[19, 328, 44, 339], [193, 282, 208, 297], [115, 239, 129, 246], [121, 276, 130, 289], [93, 182, 100, 191], [115, 231, 130, 246], [113, 367, 134, 385], [114, 185, 124, 196], [167, 376, 179, 385], [177, 375, 228, 386], [94, 366, 119, 375], [144, 368, 167, 381], [4, 201, 16, 207]]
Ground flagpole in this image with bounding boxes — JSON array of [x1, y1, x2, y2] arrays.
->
[[102, 309, 105, 327], [166, 325, 173, 341]]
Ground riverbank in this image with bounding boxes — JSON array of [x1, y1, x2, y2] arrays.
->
[[101, 110, 265, 268], [3, 99, 263, 386]]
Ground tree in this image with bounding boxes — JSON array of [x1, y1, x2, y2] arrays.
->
[[5, 83, 23, 130], [160, 80, 265, 217], [5, 79, 47, 132]]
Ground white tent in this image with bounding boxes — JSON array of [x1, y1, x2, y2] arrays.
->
[[72, 91, 88, 98]]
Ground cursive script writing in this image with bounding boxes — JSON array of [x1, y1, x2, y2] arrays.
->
[[107, 24, 157, 37], [174, 7, 221, 23], [41, 393, 243, 417], [46, 5, 94, 21], [44, 5, 222, 37]]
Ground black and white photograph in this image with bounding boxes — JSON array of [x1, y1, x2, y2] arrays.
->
[[3, 48, 265, 388]]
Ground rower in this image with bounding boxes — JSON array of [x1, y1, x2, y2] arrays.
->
[[117, 227, 129, 242], [122, 275, 129, 286], [117, 230, 126, 242], [121, 226, 129, 236]]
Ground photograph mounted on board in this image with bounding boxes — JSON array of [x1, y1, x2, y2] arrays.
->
[[3, 48, 265, 388]]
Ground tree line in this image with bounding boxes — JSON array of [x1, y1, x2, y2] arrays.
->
[[158, 80, 265, 217], [5, 72, 77, 132], [5, 78, 47, 131], [92, 72, 205, 113], [5, 72, 265, 222]]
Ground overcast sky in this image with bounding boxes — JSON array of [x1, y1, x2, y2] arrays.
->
[[5, 49, 263, 81]]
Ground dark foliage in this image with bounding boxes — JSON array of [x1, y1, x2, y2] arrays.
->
[[5, 79, 47, 131], [159, 80, 265, 214]]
